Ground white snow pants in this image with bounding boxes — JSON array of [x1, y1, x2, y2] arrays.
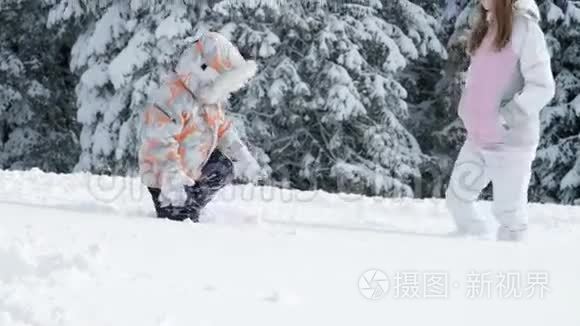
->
[[445, 141, 536, 237]]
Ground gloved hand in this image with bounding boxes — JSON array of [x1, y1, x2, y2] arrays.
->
[[159, 171, 195, 207], [235, 156, 261, 182], [243, 159, 261, 181]]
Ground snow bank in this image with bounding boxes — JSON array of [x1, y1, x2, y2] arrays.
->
[[0, 169, 579, 326]]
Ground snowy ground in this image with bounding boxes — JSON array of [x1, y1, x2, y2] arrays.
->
[[0, 169, 579, 326]]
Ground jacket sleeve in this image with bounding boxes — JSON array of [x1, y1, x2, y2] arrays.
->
[[216, 119, 255, 166], [500, 19, 556, 127], [140, 104, 192, 186]]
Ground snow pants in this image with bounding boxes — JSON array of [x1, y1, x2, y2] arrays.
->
[[148, 150, 234, 222], [445, 141, 536, 240]]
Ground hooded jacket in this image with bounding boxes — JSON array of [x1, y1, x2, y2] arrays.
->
[[139, 32, 258, 189], [458, 0, 555, 149]]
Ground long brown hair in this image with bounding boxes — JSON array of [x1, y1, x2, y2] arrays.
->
[[468, 0, 515, 54]]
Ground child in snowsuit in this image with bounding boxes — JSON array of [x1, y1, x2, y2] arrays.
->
[[139, 32, 260, 222], [446, 0, 555, 241]]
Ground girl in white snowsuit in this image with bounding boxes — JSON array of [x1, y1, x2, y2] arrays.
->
[[139, 32, 260, 222], [446, 0, 555, 241]]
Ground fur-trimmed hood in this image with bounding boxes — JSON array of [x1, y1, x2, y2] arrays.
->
[[175, 32, 257, 104]]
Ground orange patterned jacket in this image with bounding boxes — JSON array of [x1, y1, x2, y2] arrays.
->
[[139, 32, 257, 188]]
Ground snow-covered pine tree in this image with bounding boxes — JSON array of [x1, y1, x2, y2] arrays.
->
[[45, 0, 447, 197], [532, 0, 580, 204], [45, 0, 210, 174], [200, 1, 322, 190], [411, 0, 446, 17], [196, 0, 285, 183], [406, 0, 476, 197], [0, 0, 79, 172], [209, 0, 446, 196]]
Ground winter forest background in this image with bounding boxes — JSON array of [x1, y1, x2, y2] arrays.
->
[[0, 0, 579, 204]]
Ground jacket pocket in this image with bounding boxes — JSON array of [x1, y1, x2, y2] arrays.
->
[[498, 110, 511, 131], [498, 96, 516, 130]]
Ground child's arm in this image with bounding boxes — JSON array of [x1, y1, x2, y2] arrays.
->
[[216, 120, 260, 181]]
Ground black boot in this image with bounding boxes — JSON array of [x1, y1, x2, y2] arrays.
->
[[147, 187, 200, 222], [147, 150, 234, 223], [184, 150, 234, 216]]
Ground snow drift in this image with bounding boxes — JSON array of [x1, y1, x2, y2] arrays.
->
[[0, 169, 579, 326]]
